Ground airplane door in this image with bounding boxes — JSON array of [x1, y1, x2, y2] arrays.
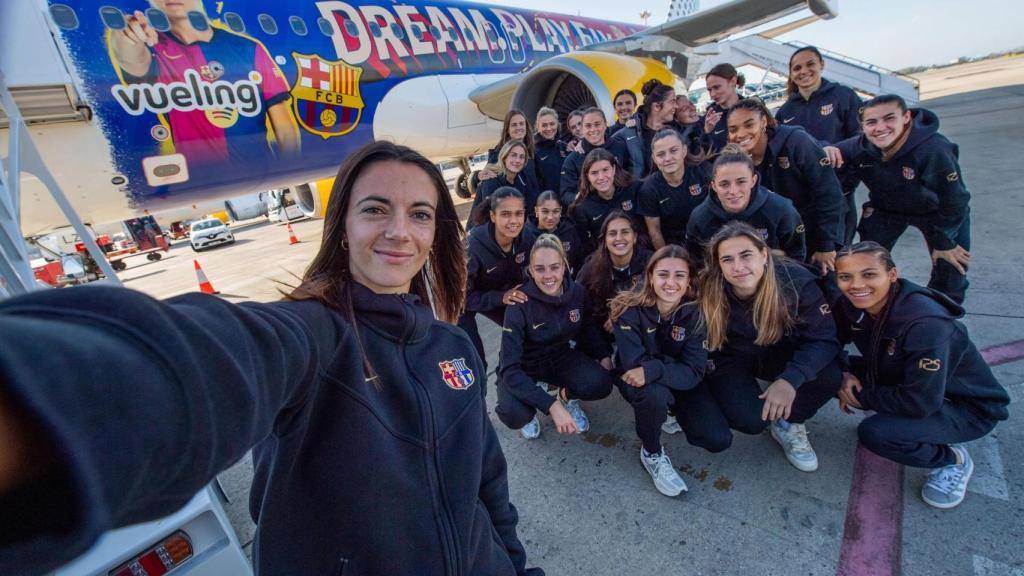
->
[[501, 22, 527, 64]]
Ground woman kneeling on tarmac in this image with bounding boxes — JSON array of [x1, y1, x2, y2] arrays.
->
[[833, 241, 1009, 508], [496, 234, 613, 439], [698, 221, 842, 472], [609, 244, 708, 496], [0, 141, 544, 576]]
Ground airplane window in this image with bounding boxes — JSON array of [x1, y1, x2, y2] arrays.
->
[[258, 14, 278, 35], [485, 28, 498, 44], [48, 4, 79, 30], [99, 6, 126, 30], [289, 16, 308, 36], [369, 22, 382, 38], [187, 10, 209, 32], [429, 25, 440, 39], [317, 17, 333, 37], [412, 25, 423, 41], [224, 12, 245, 33], [390, 23, 405, 40], [145, 8, 170, 32], [344, 19, 359, 37]]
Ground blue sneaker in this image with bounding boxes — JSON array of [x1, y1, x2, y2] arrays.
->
[[520, 415, 541, 439], [921, 445, 974, 509]]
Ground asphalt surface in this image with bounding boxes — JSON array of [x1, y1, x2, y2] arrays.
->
[[115, 57, 1024, 575]]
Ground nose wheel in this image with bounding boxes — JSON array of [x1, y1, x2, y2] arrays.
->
[[454, 157, 475, 199]]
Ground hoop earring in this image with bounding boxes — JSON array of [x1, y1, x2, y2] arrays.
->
[[341, 239, 349, 250]]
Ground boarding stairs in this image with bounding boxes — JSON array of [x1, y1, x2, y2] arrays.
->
[[702, 34, 920, 103]]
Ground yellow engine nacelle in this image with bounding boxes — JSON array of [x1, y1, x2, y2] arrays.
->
[[511, 52, 681, 128], [291, 177, 335, 220]]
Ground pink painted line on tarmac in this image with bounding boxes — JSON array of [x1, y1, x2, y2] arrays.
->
[[836, 444, 905, 576], [836, 338, 1022, 575], [980, 339, 1024, 367]]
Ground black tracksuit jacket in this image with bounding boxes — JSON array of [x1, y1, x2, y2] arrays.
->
[[686, 184, 806, 264], [637, 164, 711, 246], [835, 279, 1009, 420], [559, 137, 631, 207], [570, 182, 641, 257], [614, 302, 708, 391], [834, 108, 970, 251], [0, 284, 542, 576], [466, 222, 529, 325]]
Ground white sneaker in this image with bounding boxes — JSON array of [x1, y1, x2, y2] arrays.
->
[[921, 445, 974, 509], [640, 447, 688, 497], [520, 415, 541, 439], [770, 421, 819, 472], [662, 414, 682, 435], [561, 397, 590, 433]]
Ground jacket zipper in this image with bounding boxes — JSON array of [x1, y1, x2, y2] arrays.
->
[[399, 296, 462, 576]]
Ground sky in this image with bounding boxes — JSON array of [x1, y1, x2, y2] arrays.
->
[[487, 0, 1024, 70]]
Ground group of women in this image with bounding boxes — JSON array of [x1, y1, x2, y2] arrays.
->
[[464, 46, 1007, 505], [0, 46, 1009, 576]]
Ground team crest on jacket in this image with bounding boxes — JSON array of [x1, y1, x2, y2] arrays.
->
[[819, 156, 831, 167], [672, 325, 685, 341], [569, 309, 581, 323], [291, 53, 364, 139], [887, 339, 897, 355], [919, 358, 942, 372], [777, 156, 791, 169], [947, 171, 959, 182], [515, 252, 526, 264], [819, 303, 831, 315], [820, 104, 834, 116], [902, 166, 916, 180], [756, 228, 769, 240], [439, 358, 475, 391], [622, 200, 633, 211]]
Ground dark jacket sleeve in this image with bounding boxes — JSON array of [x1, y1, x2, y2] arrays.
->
[[577, 295, 612, 360], [465, 249, 507, 313], [793, 134, 844, 251], [560, 155, 581, 207], [646, 312, 707, 391], [919, 142, 970, 251], [612, 308, 648, 371], [478, 352, 544, 576], [685, 213, 708, 266], [498, 306, 558, 414], [636, 177, 659, 218], [777, 279, 841, 388], [0, 286, 335, 573], [840, 90, 863, 141], [778, 206, 808, 262], [855, 318, 953, 418], [610, 129, 644, 179], [833, 136, 860, 168]]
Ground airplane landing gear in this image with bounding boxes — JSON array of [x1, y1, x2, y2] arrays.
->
[[455, 157, 475, 199]]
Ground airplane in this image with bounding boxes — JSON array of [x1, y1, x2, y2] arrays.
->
[[2, 0, 837, 238]]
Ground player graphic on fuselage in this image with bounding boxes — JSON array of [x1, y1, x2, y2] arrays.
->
[[110, 0, 300, 168]]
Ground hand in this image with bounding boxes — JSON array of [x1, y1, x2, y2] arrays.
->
[[811, 250, 837, 275], [478, 169, 496, 182], [549, 402, 579, 434], [621, 366, 646, 388], [625, 118, 637, 128], [603, 318, 614, 334], [823, 146, 844, 169], [838, 372, 863, 414], [931, 246, 971, 275], [502, 285, 527, 306], [124, 11, 158, 47], [759, 378, 796, 421], [571, 140, 584, 154], [704, 109, 723, 134], [599, 357, 613, 371], [111, 11, 157, 77]]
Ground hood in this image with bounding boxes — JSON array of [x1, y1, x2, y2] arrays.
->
[[787, 78, 837, 102], [891, 108, 941, 160], [766, 124, 804, 159], [706, 184, 770, 220], [889, 278, 963, 322], [521, 275, 580, 305], [534, 133, 559, 149], [468, 221, 520, 260]]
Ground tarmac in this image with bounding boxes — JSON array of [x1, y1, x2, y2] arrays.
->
[[114, 56, 1024, 575]]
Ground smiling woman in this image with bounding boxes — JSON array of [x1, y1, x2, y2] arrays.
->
[[0, 141, 546, 576]]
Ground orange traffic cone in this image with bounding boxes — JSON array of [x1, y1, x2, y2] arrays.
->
[[193, 260, 219, 294], [287, 222, 300, 245]]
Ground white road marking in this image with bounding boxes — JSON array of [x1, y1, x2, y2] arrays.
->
[[968, 434, 1009, 501], [973, 555, 1024, 576]]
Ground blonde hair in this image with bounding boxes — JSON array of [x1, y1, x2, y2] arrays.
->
[[699, 222, 792, 351], [536, 106, 558, 125], [530, 233, 568, 269], [608, 244, 696, 323], [497, 139, 528, 177]]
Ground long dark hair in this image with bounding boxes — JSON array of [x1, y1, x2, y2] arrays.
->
[[288, 141, 466, 325], [583, 211, 638, 310], [836, 241, 899, 386], [608, 243, 697, 323], [571, 148, 633, 211], [497, 109, 535, 158], [786, 46, 824, 95]]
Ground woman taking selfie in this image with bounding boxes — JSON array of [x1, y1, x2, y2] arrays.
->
[[0, 141, 544, 576]]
